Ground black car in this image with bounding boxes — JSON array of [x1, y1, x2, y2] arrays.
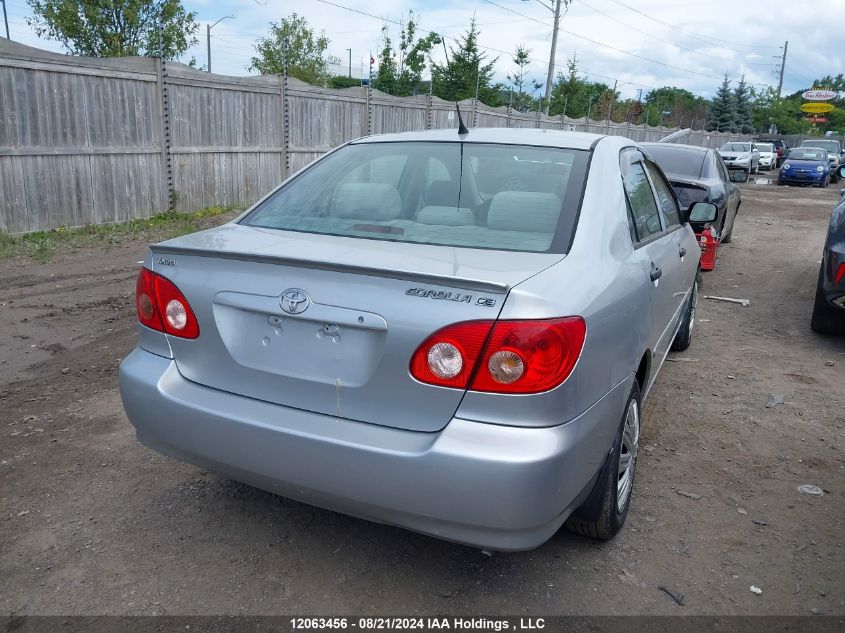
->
[[642, 142, 743, 242], [811, 166, 845, 335]]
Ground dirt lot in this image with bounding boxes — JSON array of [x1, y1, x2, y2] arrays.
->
[[1, 183, 843, 616]]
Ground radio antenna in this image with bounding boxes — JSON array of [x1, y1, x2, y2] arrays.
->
[[439, 35, 469, 136]]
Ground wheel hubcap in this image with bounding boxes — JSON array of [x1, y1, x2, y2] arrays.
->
[[617, 398, 640, 514]]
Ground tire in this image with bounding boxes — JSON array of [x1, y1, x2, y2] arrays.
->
[[671, 276, 698, 351], [832, 169, 840, 184], [565, 382, 641, 540], [811, 264, 845, 335]]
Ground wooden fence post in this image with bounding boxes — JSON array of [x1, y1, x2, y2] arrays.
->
[[280, 72, 290, 179], [156, 39, 175, 212]]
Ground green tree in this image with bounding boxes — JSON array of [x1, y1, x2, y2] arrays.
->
[[25, 0, 198, 59], [547, 55, 609, 119], [733, 75, 753, 133], [372, 13, 438, 96], [249, 14, 337, 86], [708, 74, 736, 132], [643, 86, 708, 128], [430, 19, 502, 106], [507, 45, 542, 112]]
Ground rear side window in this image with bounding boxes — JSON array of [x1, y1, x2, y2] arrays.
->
[[622, 161, 662, 241], [644, 161, 681, 228], [241, 142, 589, 253]]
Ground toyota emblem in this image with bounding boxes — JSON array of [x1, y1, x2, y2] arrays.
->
[[280, 288, 311, 315]]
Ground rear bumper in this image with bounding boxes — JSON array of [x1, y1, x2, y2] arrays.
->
[[119, 348, 630, 551]]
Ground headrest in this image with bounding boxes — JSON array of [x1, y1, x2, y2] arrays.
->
[[424, 180, 459, 207], [334, 183, 402, 220], [487, 192, 562, 233], [416, 206, 475, 226]]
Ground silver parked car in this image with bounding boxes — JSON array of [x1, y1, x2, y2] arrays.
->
[[120, 128, 710, 551], [718, 141, 760, 175]]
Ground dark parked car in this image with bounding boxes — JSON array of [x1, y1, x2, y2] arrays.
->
[[811, 167, 845, 335], [642, 143, 743, 243]]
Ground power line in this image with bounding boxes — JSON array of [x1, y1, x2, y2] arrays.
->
[[602, 0, 780, 50], [316, 0, 658, 92], [481, 0, 754, 84], [576, 0, 777, 67]]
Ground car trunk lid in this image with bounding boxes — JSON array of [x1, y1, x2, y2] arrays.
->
[[149, 223, 562, 432]]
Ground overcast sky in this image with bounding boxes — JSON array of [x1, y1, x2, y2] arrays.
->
[[3, 0, 841, 100]]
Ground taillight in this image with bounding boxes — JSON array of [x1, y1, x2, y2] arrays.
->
[[835, 262, 845, 285], [471, 318, 586, 393], [135, 268, 199, 339], [410, 321, 494, 389], [410, 317, 586, 394]]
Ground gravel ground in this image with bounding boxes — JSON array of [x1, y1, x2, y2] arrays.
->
[[1, 182, 843, 616]]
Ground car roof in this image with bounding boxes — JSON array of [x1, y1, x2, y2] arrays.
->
[[641, 142, 708, 154], [351, 127, 605, 150]]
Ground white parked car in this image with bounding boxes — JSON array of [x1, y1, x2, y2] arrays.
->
[[753, 143, 776, 171]]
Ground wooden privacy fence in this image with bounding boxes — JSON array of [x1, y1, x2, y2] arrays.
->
[[0, 39, 749, 234]]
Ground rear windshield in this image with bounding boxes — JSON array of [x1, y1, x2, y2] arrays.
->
[[788, 148, 827, 161], [720, 143, 751, 152], [241, 142, 589, 253], [644, 145, 706, 178], [801, 140, 838, 153]]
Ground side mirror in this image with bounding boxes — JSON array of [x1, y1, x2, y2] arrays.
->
[[688, 202, 718, 223], [729, 170, 748, 183], [839, 165, 845, 179]]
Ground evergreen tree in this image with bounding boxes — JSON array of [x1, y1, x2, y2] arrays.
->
[[431, 19, 501, 106], [507, 45, 542, 112], [708, 74, 736, 132], [547, 55, 609, 119], [733, 75, 754, 134]]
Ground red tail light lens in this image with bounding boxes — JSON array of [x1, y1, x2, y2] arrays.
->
[[471, 317, 586, 393], [410, 321, 494, 388], [410, 317, 586, 394], [135, 268, 200, 339], [834, 262, 845, 285]]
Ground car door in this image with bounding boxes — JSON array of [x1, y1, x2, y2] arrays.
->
[[620, 149, 677, 371], [643, 158, 696, 323]]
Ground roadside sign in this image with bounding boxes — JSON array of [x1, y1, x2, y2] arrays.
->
[[801, 89, 837, 101], [800, 102, 834, 114], [806, 116, 829, 123]]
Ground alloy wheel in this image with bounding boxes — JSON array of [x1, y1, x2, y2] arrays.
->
[[617, 398, 640, 514]]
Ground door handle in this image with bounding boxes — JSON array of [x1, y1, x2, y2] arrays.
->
[[679, 247, 686, 258], [650, 263, 663, 282]]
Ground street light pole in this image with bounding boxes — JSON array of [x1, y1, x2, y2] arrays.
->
[[346, 48, 352, 78], [207, 15, 235, 73]]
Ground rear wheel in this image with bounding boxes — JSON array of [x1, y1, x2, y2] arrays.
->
[[811, 264, 845, 335], [565, 382, 641, 540], [671, 277, 698, 351]]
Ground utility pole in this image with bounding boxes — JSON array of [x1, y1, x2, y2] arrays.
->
[[207, 15, 235, 73], [776, 40, 788, 97], [1, 0, 9, 40], [523, 0, 565, 115], [605, 79, 618, 134], [346, 49, 352, 78]]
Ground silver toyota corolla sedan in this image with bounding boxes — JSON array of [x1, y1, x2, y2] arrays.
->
[[120, 128, 713, 551]]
